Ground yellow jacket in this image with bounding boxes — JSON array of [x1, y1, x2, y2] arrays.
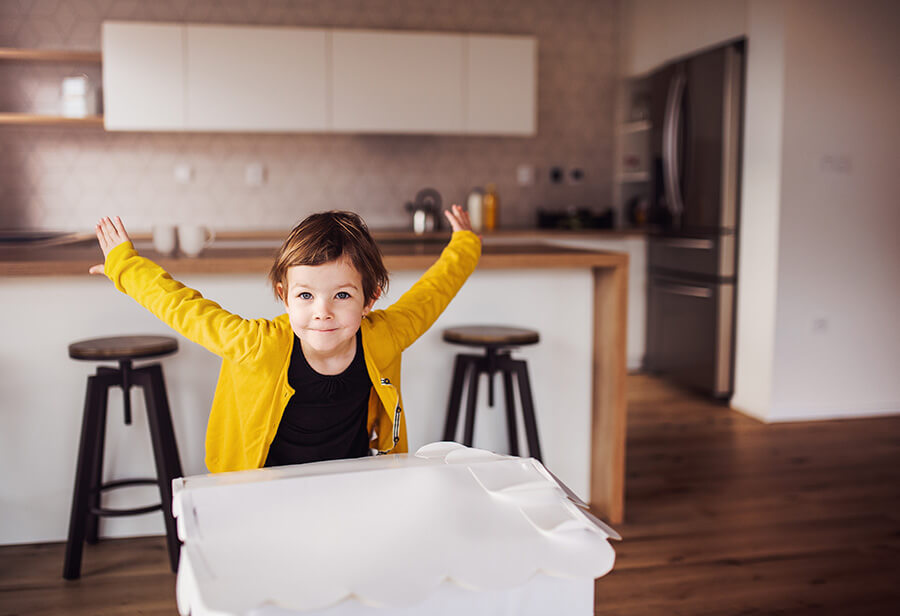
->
[[104, 231, 481, 472]]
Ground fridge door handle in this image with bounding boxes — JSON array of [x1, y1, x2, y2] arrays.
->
[[662, 68, 687, 226], [659, 283, 712, 299], [658, 238, 714, 250]]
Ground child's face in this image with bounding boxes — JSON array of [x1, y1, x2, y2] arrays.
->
[[278, 257, 375, 359]]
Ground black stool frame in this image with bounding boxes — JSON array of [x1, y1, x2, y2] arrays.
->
[[442, 347, 542, 461], [63, 361, 182, 579]]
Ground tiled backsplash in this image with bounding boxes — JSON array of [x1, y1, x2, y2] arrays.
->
[[0, 0, 619, 232]]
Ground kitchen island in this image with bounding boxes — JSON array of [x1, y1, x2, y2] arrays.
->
[[0, 235, 628, 545]]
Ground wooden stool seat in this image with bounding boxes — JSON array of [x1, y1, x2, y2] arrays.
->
[[69, 335, 178, 362], [63, 335, 182, 579], [442, 325, 542, 461], [443, 326, 539, 348]]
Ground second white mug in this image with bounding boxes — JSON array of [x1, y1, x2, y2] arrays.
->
[[178, 224, 215, 257]]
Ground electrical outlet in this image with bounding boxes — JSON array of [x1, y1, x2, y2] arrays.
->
[[516, 164, 535, 186], [568, 167, 585, 184]]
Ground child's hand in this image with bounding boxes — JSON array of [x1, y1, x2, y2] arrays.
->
[[443, 204, 473, 233], [89, 216, 131, 275]]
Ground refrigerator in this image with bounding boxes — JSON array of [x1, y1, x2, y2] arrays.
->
[[644, 41, 744, 400]]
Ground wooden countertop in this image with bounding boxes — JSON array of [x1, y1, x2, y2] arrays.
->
[[0, 232, 630, 277]]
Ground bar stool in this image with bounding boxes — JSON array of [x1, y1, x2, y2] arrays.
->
[[63, 335, 182, 580], [442, 325, 542, 461]]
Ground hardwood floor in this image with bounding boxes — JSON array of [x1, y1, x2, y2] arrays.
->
[[595, 375, 900, 615], [1, 375, 898, 615]]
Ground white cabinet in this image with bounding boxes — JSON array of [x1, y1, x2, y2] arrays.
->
[[102, 22, 185, 131], [186, 25, 328, 132], [102, 22, 537, 136], [465, 35, 537, 136], [331, 30, 465, 134]]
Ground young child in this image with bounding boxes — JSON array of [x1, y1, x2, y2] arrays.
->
[[89, 207, 479, 472]]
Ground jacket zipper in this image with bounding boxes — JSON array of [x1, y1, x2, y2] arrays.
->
[[376, 377, 402, 455]]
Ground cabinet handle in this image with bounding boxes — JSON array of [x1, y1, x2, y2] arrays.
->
[[660, 283, 711, 298], [659, 238, 714, 250]]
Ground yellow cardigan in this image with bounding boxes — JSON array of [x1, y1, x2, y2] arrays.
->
[[104, 231, 481, 472]]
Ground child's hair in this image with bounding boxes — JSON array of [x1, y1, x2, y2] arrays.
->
[[269, 211, 388, 304]]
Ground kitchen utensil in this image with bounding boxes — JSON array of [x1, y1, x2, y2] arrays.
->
[[406, 188, 442, 234]]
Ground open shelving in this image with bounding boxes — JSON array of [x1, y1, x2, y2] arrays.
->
[[0, 47, 104, 127]]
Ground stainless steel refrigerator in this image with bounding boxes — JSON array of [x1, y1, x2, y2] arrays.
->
[[644, 41, 744, 400]]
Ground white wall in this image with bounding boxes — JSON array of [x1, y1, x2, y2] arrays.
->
[[768, 0, 900, 420], [622, 0, 747, 75], [0, 266, 595, 545], [730, 0, 787, 421]]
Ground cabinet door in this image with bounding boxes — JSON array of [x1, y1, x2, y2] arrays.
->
[[186, 25, 328, 132], [331, 30, 464, 134], [102, 22, 185, 131], [465, 35, 537, 136]]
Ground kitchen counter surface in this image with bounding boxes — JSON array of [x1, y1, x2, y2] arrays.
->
[[0, 232, 630, 277]]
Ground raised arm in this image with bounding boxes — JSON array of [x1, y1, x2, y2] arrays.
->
[[90, 217, 271, 363], [380, 205, 481, 350]]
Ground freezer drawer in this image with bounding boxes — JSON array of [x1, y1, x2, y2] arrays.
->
[[648, 234, 735, 279], [645, 275, 734, 398]]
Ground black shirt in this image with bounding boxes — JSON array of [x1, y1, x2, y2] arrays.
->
[[264, 330, 371, 467]]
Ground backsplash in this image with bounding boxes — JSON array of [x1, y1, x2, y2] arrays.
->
[[0, 0, 618, 232]]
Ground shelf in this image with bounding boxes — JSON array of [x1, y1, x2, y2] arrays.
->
[[620, 120, 651, 134], [0, 48, 101, 63], [0, 113, 104, 127], [618, 171, 650, 183]]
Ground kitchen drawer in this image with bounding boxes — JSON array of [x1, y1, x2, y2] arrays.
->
[[645, 275, 734, 398], [648, 234, 735, 278]]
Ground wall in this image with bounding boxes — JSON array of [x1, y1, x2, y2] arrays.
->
[[730, 0, 786, 421], [768, 0, 900, 420], [621, 0, 746, 75], [0, 0, 618, 232]]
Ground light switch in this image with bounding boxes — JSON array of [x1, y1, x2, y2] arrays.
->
[[174, 163, 193, 184], [516, 164, 534, 186], [245, 163, 266, 186]]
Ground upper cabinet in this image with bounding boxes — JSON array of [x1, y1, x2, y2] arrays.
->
[[102, 22, 537, 136], [465, 35, 537, 136], [186, 25, 328, 132], [102, 22, 185, 130], [331, 30, 464, 134]]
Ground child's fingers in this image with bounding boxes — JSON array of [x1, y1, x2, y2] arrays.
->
[[88, 264, 104, 275], [112, 216, 129, 240]]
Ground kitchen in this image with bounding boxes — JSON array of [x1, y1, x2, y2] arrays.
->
[[1, 0, 899, 614]]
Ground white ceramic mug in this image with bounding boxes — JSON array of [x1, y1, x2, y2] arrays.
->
[[152, 225, 177, 256], [178, 224, 215, 257]]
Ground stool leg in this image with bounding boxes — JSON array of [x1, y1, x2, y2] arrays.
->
[[85, 376, 111, 545], [500, 356, 542, 462], [442, 354, 471, 442], [135, 364, 183, 573], [64, 373, 113, 579], [463, 358, 484, 447], [501, 370, 520, 456]]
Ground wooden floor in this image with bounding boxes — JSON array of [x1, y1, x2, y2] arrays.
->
[[2, 375, 898, 615]]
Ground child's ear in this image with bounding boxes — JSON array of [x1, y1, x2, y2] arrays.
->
[[362, 290, 380, 316], [275, 282, 286, 304]]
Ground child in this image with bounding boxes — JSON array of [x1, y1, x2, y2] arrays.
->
[[90, 207, 480, 472]]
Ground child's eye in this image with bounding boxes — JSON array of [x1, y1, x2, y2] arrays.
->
[[298, 292, 312, 300], [335, 291, 351, 300]]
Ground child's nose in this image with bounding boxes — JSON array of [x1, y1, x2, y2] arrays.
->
[[313, 300, 334, 319]]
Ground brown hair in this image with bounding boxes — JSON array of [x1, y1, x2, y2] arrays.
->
[[269, 211, 388, 304]]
